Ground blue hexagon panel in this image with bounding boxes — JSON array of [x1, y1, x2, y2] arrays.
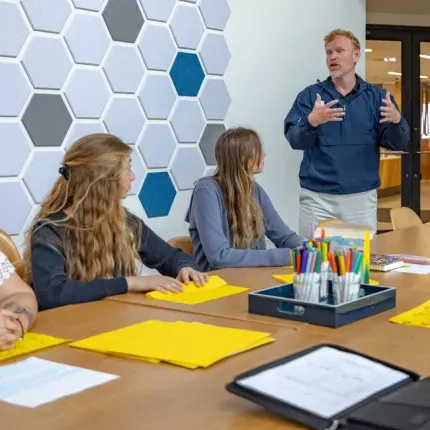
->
[[170, 52, 205, 97], [138, 172, 176, 218]]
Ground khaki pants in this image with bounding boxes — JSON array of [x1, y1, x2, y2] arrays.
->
[[298, 188, 377, 237]]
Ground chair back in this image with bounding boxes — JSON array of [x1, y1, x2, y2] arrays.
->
[[390, 207, 423, 231], [0, 229, 21, 265], [167, 236, 194, 256]]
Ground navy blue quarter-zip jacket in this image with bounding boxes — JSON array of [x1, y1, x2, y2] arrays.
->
[[284, 76, 410, 195]]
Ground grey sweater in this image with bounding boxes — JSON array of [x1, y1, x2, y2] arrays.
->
[[185, 177, 303, 271]]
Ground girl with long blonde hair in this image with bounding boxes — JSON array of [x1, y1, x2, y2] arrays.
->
[[23, 133, 207, 310], [186, 127, 302, 271]]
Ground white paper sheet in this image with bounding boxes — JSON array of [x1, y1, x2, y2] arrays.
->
[[237, 346, 409, 419], [393, 264, 430, 274], [0, 357, 119, 407]]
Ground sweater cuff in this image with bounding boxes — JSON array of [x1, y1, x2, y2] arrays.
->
[[106, 277, 128, 296]]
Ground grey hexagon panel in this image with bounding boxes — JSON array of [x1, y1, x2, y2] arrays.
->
[[103, 97, 145, 144], [103, 0, 144, 43], [0, 0, 231, 235], [171, 100, 205, 143], [21, 35, 73, 90], [138, 123, 177, 168], [170, 4, 205, 50], [199, 123, 226, 166], [21, 0, 72, 34], [138, 24, 176, 71], [22, 94, 73, 147], [170, 147, 206, 190], [0, 123, 32, 177], [23, 150, 64, 204], [65, 13, 110, 65], [0, 63, 31, 117], [103, 45, 145, 94], [65, 68, 111, 119]]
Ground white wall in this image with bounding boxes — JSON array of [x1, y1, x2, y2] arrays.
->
[[367, 12, 430, 26]]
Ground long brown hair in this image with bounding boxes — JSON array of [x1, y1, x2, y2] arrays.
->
[[22, 133, 139, 283], [213, 127, 264, 248]]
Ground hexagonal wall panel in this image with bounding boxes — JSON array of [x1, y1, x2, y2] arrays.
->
[[103, 0, 144, 43], [103, 45, 145, 94], [103, 97, 145, 144], [72, 0, 106, 11], [170, 147, 206, 190], [21, 35, 73, 90], [199, 123, 226, 166], [170, 52, 205, 97], [203, 165, 216, 177], [138, 123, 176, 168], [65, 68, 111, 119], [138, 75, 176, 120], [0, 2, 29, 57], [65, 13, 110, 65], [199, 0, 231, 31], [23, 150, 64, 204], [129, 147, 146, 195], [0, 63, 31, 117], [21, 0, 71, 34], [22, 94, 73, 147], [138, 24, 176, 72], [199, 33, 231, 76], [170, 4, 205, 50], [138, 0, 175, 22], [0, 182, 32, 235], [63, 121, 107, 150], [139, 172, 176, 218], [199, 79, 231, 120], [170, 100, 205, 143], [0, 123, 32, 177]]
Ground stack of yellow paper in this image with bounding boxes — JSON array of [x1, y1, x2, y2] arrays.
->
[[146, 275, 248, 305], [389, 300, 430, 328], [70, 320, 274, 369], [0, 333, 68, 362]]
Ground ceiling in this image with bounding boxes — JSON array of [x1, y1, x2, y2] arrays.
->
[[367, 0, 430, 15]]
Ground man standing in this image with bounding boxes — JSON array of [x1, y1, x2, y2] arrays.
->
[[284, 29, 410, 237]]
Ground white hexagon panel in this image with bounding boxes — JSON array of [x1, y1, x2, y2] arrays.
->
[[72, 0, 106, 11], [170, 100, 205, 144], [65, 68, 111, 119], [129, 147, 147, 195], [103, 97, 145, 144], [0, 122, 32, 177], [21, 0, 72, 34], [21, 35, 73, 90], [63, 121, 107, 150], [199, 33, 231, 76], [170, 147, 206, 190], [139, 0, 175, 22], [103, 45, 145, 93], [0, 182, 32, 236], [170, 4, 205, 50], [138, 123, 176, 168], [0, 2, 30, 57], [138, 74, 176, 120], [199, 0, 231, 31], [23, 150, 64, 204], [199, 78, 231, 120], [0, 63, 31, 117], [64, 12, 110, 65], [138, 24, 176, 71]]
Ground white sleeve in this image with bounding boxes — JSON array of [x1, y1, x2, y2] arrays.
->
[[0, 251, 15, 287]]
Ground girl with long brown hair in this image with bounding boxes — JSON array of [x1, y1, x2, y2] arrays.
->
[[186, 127, 302, 271], [23, 133, 207, 310]]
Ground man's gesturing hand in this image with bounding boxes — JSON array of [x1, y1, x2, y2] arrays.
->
[[308, 93, 345, 127]]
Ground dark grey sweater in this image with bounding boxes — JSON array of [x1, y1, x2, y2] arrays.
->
[[31, 211, 197, 310], [185, 177, 303, 271]]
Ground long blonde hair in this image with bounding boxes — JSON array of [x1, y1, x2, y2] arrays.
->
[[213, 127, 264, 249], [22, 133, 139, 283]]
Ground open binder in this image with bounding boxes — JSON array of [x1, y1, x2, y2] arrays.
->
[[226, 344, 429, 430]]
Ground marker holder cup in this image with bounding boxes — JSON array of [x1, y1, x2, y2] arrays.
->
[[332, 273, 361, 305], [293, 273, 321, 304]]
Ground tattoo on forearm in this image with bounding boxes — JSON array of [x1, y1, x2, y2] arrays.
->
[[2, 302, 35, 327]]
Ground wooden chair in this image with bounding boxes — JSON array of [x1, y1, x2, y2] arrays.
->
[[167, 236, 194, 256], [0, 228, 21, 265], [390, 207, 423, 231]]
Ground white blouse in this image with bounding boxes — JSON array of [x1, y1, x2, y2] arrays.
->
[[0, 251, 15, 287]]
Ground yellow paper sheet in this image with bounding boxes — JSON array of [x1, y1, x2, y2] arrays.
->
[[146, 275, 248, 305], [369, 279, 379, 286], [70, 320, 273, 369], [389, 300, 430, 328], [0, 333, 68, 362]]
